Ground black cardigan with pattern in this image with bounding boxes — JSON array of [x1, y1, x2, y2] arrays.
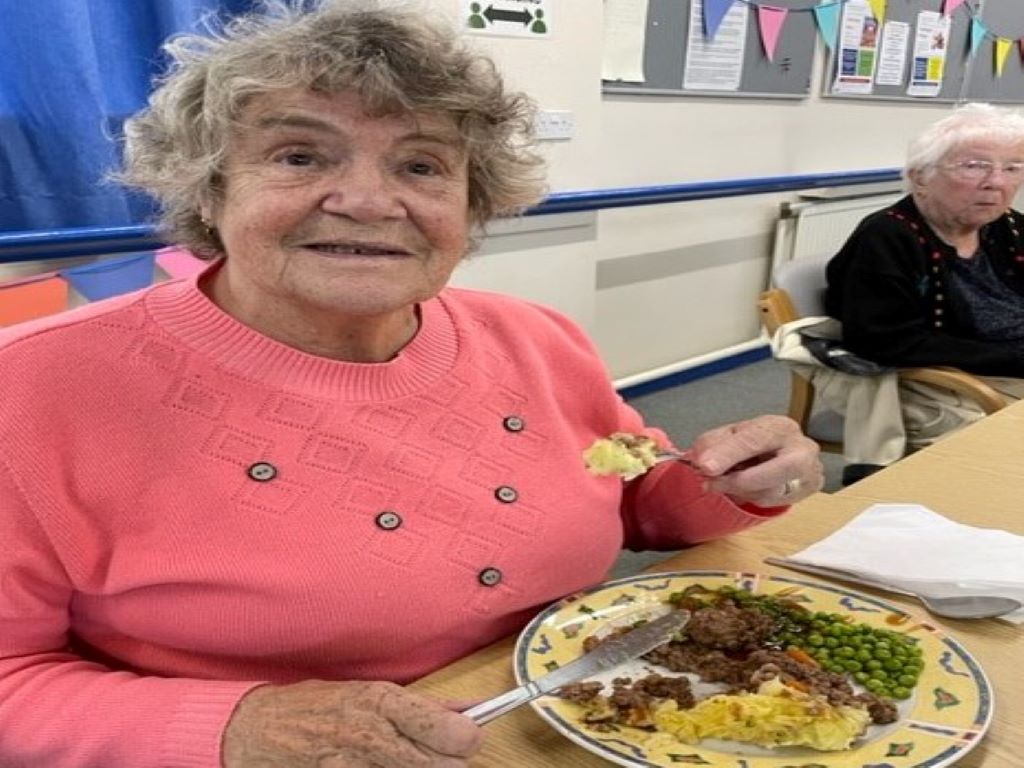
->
[[825, 194, 1024, 377]]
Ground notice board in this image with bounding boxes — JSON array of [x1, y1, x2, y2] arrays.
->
[[602, 0, 817, 99], [823, 0, 1024, 102]]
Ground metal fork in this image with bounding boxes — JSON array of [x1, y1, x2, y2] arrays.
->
[[652, 450, 699, 470], [615, 449, 699, 481], [615, 449, 699, 480]]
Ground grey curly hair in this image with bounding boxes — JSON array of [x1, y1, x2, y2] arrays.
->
[[117, 0, 546, 256]]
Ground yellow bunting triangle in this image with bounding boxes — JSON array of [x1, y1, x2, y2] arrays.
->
[[995, 38, 1012, 76], [867, 0, 886, 23]]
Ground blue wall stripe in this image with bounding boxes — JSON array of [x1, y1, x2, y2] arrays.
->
[[0, 169, 901, 263], [618, 345, 772, 398]]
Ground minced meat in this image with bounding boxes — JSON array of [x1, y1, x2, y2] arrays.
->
[[684, 603, 775, 650]]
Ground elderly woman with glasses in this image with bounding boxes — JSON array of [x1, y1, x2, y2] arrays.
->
[[823, 103, 1024, 476]]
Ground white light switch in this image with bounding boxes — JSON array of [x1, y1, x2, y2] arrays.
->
[[535, 110, 575, 141]]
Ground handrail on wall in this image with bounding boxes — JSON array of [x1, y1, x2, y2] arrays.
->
[[0, 168, 902, 264]]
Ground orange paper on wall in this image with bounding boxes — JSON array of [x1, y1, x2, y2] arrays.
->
[[0, 274, 69, 326]]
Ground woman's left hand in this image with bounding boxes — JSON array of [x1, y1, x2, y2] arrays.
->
[[687, 415, 823, 507]]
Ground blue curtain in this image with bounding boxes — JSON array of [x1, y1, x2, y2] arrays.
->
[[0, 0, 255, 233]]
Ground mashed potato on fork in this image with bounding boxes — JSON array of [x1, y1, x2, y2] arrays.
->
[[583, 432, 661, 480]]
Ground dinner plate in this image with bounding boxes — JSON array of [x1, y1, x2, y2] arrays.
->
[[514, 570, 992, 768]]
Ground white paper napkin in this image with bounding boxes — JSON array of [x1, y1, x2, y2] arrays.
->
[[787, 503, 1024, 623]]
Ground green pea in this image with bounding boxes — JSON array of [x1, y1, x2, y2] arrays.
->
[[883, 658, 903, 672], [891, 686, 911, 699], [875, 648, 892, 660], [869, 669, 888, 681], [824, 637, 840, 648], [866, 660, 882, 671], [854, 671, 870, 684], [898, 674, 917, 687], [844, 660, 862, 673], [807, 633, 824, 647]]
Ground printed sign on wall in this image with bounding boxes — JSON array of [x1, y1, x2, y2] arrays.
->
[[462, 0, 551, 37]]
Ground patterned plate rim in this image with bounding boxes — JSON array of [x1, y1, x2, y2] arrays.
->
[[512, 569, 994, 768]]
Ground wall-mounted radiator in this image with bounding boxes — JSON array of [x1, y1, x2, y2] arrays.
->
[[770, 186, 903, 273]]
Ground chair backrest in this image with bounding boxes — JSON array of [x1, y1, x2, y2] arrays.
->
[[757, 256, 832, 338], [771, 255, 831, 318], [758, 255, 844, 453]]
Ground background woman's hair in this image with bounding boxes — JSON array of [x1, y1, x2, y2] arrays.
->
[[904, 102, 1024, 184], [116, 0, 547, 255]]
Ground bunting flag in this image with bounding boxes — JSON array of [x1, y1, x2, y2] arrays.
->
[[970, 17, 987, 58], [155, 246, 208, 279], [995, 38, 1012, 77], [812, 1, 840, 51], [0, 272, 68, 327], [60, 252, 155, 302], [703, 0, 736, 41], [867, 0, 886, 25], [757, 6, 789, 62], [941, 0, 966, 16]]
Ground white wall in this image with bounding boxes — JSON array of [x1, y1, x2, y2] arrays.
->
[[0, 3, 982, 383], [444, 1, 965, 382]]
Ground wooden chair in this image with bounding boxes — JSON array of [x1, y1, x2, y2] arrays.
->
[[758, 257, 1007, 454]]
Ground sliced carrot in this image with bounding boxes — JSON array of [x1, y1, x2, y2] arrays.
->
[[785, 647, 820, 668]]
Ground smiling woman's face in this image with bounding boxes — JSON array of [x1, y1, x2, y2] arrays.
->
[[203, 88, 471, 349], [911, 138, 1024, 238]]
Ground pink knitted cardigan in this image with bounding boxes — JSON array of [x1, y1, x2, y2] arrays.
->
[[0, 275, 784, 766]]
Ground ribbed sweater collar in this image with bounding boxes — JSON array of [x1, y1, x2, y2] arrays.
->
[[144, 269, 461, 402]]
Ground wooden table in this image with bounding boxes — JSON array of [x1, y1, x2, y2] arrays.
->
[[412, 401, 1024, 767]]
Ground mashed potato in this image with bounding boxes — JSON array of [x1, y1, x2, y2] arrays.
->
[[583, 433, 660, 480], [653, 678, 870, 752]]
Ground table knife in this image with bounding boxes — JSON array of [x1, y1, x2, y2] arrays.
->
[[462, 608, 690, 725]]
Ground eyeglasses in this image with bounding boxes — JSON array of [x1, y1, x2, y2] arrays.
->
[[943, 159, 1024, 181]]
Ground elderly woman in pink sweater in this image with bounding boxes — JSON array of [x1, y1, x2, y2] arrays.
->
[[0, 2, 821, 766]]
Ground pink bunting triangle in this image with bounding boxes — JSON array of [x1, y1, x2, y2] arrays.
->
[[942, 0, 966, 15], [757, 6, 789, 62]]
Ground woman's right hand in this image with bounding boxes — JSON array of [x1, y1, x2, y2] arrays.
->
[[222, 680, 483, 767]]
